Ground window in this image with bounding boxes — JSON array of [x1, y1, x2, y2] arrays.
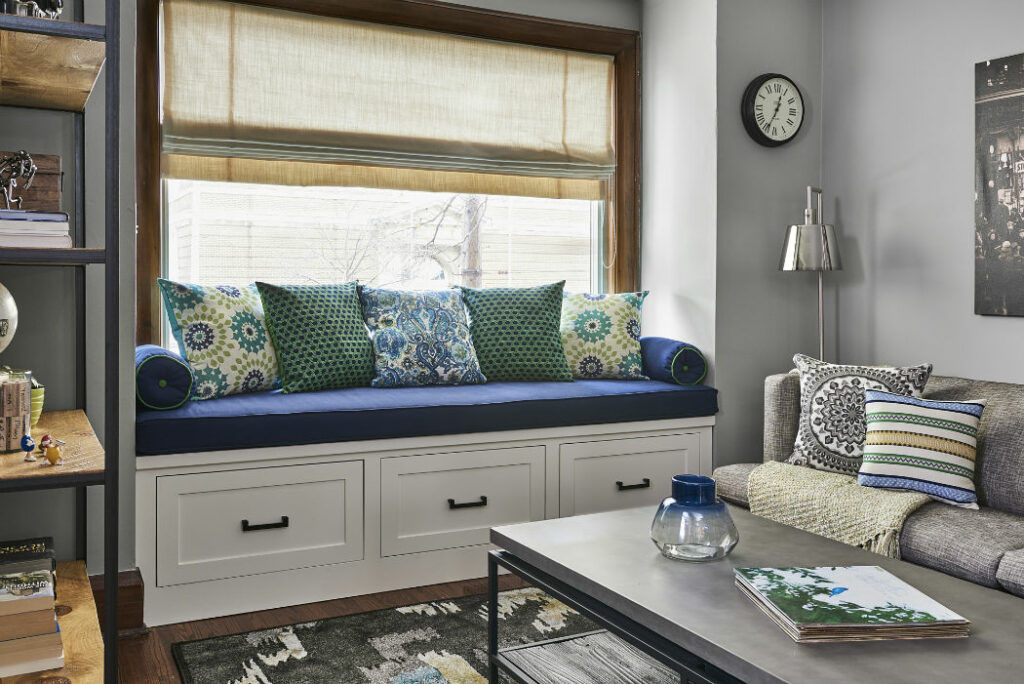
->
[[137, 0, 640, 344], [166, 182, 603, 292]]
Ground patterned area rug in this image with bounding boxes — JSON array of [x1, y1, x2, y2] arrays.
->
[[172, 588, 600, 683]]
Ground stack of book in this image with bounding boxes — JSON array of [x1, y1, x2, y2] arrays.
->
[[0, 538, 63, 677], [735, 565, 970, 643], [0, 210, 71, 248]]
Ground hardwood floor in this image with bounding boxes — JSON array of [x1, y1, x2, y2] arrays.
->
[[117, 573, 529, 683]]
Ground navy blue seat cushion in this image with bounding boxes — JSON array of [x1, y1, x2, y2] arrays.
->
[[640, 336, 708, 385], [136, 380, 718, 455], [135, 344, 194, 410]]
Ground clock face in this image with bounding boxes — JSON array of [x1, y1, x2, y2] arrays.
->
[[742, 74, 804, 146]]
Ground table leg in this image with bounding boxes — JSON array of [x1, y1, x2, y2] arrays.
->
[[488, 551, 499, 684]]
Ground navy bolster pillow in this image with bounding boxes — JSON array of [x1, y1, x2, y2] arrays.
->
[[640, 337, 708, 385], [135, 345, 194, 410]]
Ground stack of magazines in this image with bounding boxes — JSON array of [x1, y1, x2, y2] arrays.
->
[[0, 538, 62, 677], [0, 210, 71, 248], [735, 565, 970, 643]]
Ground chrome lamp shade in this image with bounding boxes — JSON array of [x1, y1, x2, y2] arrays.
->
[[779, 223, 842, 271], [779, 186, 842, 361]]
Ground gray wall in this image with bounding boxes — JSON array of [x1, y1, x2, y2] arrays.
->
[[822, 0, 1024, 382], [713, 0, 823, 466], [457, 0, 640, 29]]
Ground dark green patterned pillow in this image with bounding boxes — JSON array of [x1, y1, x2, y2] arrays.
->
[[459, 282, 572, 382], [256, 282, 373, 393]]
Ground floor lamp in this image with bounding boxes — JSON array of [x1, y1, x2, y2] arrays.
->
[[779, 186, 842, 361]]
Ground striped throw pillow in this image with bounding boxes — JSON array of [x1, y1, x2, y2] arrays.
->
[[858, 390, 985, 509]]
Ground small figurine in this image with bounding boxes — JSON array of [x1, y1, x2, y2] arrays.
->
[[42, 444, 62, 466], [20, 434, 35, 462]]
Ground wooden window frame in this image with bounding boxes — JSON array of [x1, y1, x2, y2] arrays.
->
[[136, 0, 641, 345]]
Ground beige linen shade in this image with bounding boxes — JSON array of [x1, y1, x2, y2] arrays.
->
[[160, 0, 616, 198]]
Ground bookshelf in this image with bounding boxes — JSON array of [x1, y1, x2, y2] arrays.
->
[[1, 562, 102, 684], [0, 4, 119, 684]]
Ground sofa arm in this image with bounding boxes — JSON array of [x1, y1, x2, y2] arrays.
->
[[135, 345, 194, 411], [640, 337, 707, 385], [764, 370, 800, 462]]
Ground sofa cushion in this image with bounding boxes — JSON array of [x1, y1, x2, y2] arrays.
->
[[641, 337, 708, 386], [996, 548, 1024, 597], [136, 380, 718, 456], [787, 354, 933, 476], [135, 344, 194, 410], [923, 376, 1024, 516], [900, 502, 1024, 587], [711, 463, 759, 507]]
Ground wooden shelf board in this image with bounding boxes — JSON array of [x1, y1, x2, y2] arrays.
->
[[0, 14, 105, 41], [1, 561, 103, 684], [0, 29, 106, 112], [0, 247, 105, 266], [0, 410, 104, 484]]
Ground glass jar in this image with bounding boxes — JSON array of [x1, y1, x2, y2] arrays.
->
[[650, 474, 739, 562]]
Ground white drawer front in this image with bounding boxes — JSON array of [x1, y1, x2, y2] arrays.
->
[[560, 433, 702, 516], [381, 447, 545, 556], [156, 461, 363, 586]]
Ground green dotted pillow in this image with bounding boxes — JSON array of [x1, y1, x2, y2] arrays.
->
[[459, 282, 572, 383], [561, 291, 648, 380], [158, 279, 280, 400], [256, 281, 374, 393]]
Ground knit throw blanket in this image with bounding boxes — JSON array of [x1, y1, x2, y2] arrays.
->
[[747, 461, 931, 559]]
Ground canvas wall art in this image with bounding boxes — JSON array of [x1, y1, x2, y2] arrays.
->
[[976, 53, 1024, 316]]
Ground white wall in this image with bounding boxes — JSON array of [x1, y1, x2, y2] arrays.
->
[[641, 0, 718, 379], [822, 0, 1024, 382]]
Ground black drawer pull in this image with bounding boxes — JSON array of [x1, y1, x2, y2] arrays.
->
[[241, 516, 289, 532], [448, 495, 488, 510], [616, 478, 651, 491]]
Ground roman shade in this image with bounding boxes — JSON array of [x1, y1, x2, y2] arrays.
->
[[160, 0, 616, 199]]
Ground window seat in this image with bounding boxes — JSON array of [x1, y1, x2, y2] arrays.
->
[[135, 380, 718, 456]]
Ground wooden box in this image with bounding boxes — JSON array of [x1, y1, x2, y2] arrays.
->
[[1, 152, 61, 213]]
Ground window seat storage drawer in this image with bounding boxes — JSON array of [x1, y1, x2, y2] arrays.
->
[[559, 433, 703, 516], [380, 447, 545, 557], [155, 461, 364, 587]]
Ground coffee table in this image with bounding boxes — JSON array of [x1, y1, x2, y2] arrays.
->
[[488, 505, 1024, 684]]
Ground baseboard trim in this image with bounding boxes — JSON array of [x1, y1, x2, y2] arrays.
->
[[90, 568, 147, 636]]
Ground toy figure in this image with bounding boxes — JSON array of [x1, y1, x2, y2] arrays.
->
[[42, 444, 61, 466], [20, 434, 35, 462]]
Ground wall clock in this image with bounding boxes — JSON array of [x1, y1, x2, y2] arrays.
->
[[741, 73, 804, 147]]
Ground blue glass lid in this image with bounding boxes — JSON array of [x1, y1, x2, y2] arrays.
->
[[671, 474, 717, 505]]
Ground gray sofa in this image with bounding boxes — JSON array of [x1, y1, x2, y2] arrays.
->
[[713, 371, 1024, 597]]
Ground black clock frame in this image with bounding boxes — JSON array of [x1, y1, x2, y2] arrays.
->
[[741, 73, 804, 147]]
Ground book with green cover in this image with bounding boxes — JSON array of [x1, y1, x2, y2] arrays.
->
[[734, 566, 969, 643]]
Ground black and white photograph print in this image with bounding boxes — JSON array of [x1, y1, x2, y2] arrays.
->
[[976, 53, 1024, 316]]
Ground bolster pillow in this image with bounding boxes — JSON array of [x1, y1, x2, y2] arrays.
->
[[640, 337, 708, 385], [135, 345, 194, 410]]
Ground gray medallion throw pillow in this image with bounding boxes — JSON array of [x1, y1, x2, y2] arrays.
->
[[786, 354, 933, 475]]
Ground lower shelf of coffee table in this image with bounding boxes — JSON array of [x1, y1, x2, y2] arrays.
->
[[497, 630, 677, 684]]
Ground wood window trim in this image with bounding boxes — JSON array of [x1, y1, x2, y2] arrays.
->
[[135, 0, 641, 345]]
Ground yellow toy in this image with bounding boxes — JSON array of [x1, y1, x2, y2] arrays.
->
[[42, 445, 62, 466]]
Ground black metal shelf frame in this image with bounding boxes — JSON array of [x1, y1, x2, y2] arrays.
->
[[0, 3, 119, 682]]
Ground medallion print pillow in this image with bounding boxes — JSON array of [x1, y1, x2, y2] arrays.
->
[[786, 354, 933, 475], [158, 278, 280, 400], [859, 390, 984, 509], [560, 291, 648, 379], [458, 282, 572, 383], [359, 287, 486, 388]]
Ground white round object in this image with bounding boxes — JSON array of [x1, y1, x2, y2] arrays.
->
[[0, 283, 17, 354]]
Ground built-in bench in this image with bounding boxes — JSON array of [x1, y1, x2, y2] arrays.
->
[[134, 339, 717, 625]]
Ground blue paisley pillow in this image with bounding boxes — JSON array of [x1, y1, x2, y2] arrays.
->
[[358, 287, 486, 388], [158, 279, 280, 400]]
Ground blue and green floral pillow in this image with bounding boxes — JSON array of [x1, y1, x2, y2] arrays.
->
[[561, 291, 648, 379], [359, 287, 486, 387], [158, 279, 280, 400]]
